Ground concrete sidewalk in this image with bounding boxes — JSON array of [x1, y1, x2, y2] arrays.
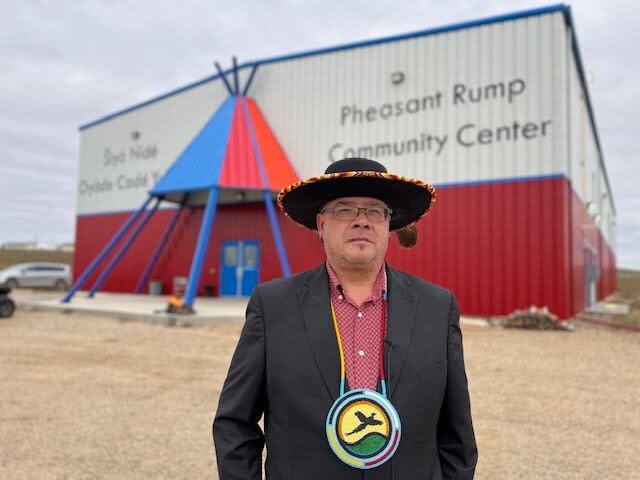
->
[[15, 289, 490, 328], [16, 291, 249, 327]]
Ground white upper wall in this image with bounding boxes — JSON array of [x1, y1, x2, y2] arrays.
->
[[77, 79, 231, 214], [564, 25, 616, 250], [253, 13, 566, 184]]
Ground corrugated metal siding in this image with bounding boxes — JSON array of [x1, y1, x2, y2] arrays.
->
[[565, 35, 616, 252], [75, 175, 617, 319], [252, 13, 564, 184], [383, 177, 570, 317], [218, 100, 263, 189], [77, 11, 598, 214], [77, 79, 229, 214], [568, 184, 617, 314], [74, 204, 323, 295]]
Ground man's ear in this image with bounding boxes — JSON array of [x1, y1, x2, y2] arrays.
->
[[316, 213, 324, 243]]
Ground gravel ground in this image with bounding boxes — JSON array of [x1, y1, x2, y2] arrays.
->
[[1, 309, 638, 479]]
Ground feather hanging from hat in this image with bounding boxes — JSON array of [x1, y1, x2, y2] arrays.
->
[[396, 222, 418, 248]]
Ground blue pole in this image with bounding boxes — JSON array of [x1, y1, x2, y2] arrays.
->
[[134, 197, 188, 294], [232, 56, 239, 95], [61, 197, 153, 303], [263, 191, 291, 276], [183, 187, 219, 308], [87, 197, 162, 297], [240, 97, 291, 276], [241, 64, 260, 96], [214, 62, 235, 96]]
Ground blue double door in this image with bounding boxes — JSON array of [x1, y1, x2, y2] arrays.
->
[[220, 240, 260, 297]]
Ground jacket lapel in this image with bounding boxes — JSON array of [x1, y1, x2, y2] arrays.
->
[[297, 265, 340, 401], [385, 266, 417, 398]]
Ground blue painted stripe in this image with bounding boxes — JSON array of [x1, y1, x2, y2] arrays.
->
[[75, 197, 269, 218], [76, 205, 177, 218], [76, 174, 569, 219], [79, 4, 568, 131], [150, 96, 235, 195], [434, 173, 564, 189], [244, 5, 568, 68]]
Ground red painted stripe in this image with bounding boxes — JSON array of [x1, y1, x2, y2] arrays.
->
[[218, 101, 263, 189]]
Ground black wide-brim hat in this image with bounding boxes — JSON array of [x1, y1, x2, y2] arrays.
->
[[277, 158, 436, 231]]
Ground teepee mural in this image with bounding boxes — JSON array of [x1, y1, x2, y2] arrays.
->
[[63, 61, 299, 311]]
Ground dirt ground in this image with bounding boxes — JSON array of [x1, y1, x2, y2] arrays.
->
[[1, 308, 639, 480]]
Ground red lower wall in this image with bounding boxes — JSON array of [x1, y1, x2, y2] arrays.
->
[[73, 203, 323, 297], [74, 176, 616, 319], [568, 183, 617, 315]]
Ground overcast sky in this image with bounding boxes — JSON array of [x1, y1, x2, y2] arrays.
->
[[1, 0, 638, 268]]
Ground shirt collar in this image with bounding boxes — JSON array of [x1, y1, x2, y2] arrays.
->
[[326, 261, 387, 303]]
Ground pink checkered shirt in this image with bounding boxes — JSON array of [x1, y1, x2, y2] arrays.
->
[[326, 262, 387, 391]]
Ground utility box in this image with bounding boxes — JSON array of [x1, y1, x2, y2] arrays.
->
[[172, 276, 188, 297], [149, 280, 163, 296]]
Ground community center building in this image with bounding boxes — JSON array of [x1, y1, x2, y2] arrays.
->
[[73, 4, 616, 319]]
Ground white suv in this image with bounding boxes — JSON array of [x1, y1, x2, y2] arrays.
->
[[0, 263, 71, 290]]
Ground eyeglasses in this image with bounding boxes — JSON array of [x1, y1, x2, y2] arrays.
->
[[321, 204, 393, 222]]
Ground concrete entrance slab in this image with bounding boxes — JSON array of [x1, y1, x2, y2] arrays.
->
[[585, 301, 631, 316], [14, 289, 489, 328], [16, 291, 248, 326]]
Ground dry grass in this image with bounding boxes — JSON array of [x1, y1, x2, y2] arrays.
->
[[1, 309, 639, 479], [0, 250, 72, 270], [606, 269, 640, 326]]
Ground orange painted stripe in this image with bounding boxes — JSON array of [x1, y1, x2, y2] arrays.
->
[[246, 98, 300, 189]]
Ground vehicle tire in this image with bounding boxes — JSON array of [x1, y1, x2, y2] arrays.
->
[[5, 278, 18, 289], [0, 298, 15, 318], [54, 279, 69, 291]]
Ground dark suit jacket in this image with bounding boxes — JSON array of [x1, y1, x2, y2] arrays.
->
[[213, 264, 477, 479]]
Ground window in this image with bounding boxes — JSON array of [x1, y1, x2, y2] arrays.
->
[[224, 246, 237, 266], [244, 245, 257, 268]]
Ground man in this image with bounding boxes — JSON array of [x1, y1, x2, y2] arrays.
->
[[213, 158, 477, 479]]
